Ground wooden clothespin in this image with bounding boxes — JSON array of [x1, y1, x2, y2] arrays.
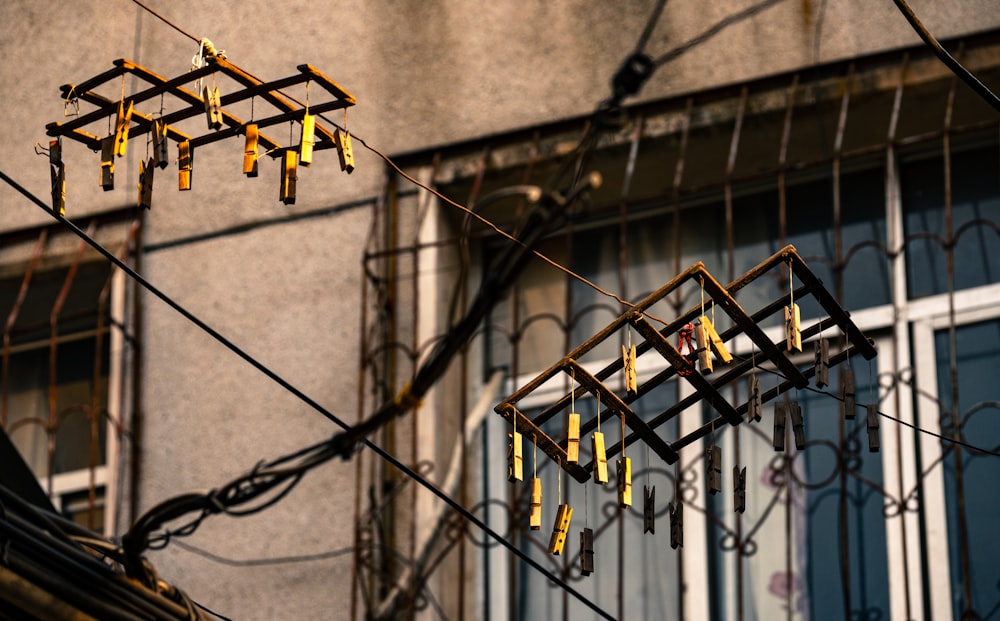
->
[[643, 485, 655, 534], [335, 128, 355, 174], [616, 456, 632, 508], [695, 320, 713, 374], [734, 466, 746, 514], [567, 412, 580, 464], [243, 124, 259, 177], [529, 477, 542, 530], [579, 527, 595, 576], [203, 85, 223, 130], [706, 444, 722, 495], [48, 139, 65, 216], [773, 400, 787, 452], [785, 303, 802, 352], [814, 338, 830, 388], [676, 324, 696, 377], [506, 431, 523, 482], [695, 316, 732, 375], [622, 343, 638, 395], [137, 157, 154, 210], [547, 503, 573, 555], [840, 366, 856, 420], [669, 501, 683, 549], [299, 114, 316, 167], [280, 149, 297, 204], [114, 100, 133, 158], [152, 119, 169, 169], [100, 136, 115, 191], [177, 141, 193, 191], [789, 401, 805, 450], [747, 375, 762, 423], [592, 431, 608, 484], [867, 404, 880, 452]]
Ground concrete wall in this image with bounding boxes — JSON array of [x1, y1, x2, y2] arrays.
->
[[2, 1, 998, 619]]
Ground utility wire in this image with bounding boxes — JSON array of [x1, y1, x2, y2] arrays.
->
[[652, 0, 788, 67], [128, 0, 199, 43]]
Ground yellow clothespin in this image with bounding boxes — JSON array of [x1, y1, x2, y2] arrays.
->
[[299, 114, 315, 167], [529, 477, 542, 530], [152, 119, 169, 170], [547, 503, 573, 555], [114, 100, 133, 158], [48, 139, 65, 216], [335, 128, 355, 174], [280, 150, 297, 204], [100, 136, 115, 191], [579, 527, 595, 576], [591, 431, 608, 484], [506, 431, 523, 482], [137, 157, 154, 210], [622, 343, 637, 395], [695, 320, 713, 374], [243, 124, 259, 177], [785, 303, 802, 352], [203, 85, 223, 130], [177, 141, 193, 191], [567, 412, 580, 464], [616, 456, 632, 508]]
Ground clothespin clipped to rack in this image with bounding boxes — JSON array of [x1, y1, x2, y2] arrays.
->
[[100, 136, 115, 191], [567, 376, 580, 464], [814, 338, 830, 388], [785, 304, 801, 352], [203, 85, 223, 130], [280, 150, 297, 204], [867, 404, 880, 452], [506, 430, 523, 482], [547, 503, 573, 556], [695, 316, 732, 375], [622, 342, 638, 396], [137, 157, 154, 210], [676, 324, 696, 376], [529, 477, 542, 530], [243, 124, 259, 177], [643, 485, 655, 534], [840, 366, 856, 420], [789, 400, 805, 450], [616, 456, 632, 508], [335, 128, 355, 174], [669, 501, 683, 549], [177, 141, 193, 191], [114, 100, 133, 158], [706, 444, 722, 494], [747, 375, 762, 423], [299, 114, 316, 167], [773, 399, 787, 452], [152, 119, 169, 170], [592, 398, 608, 484], [48, 139, 65, 215], [579, 527, 595, 576], [734, 466, 746, 514]]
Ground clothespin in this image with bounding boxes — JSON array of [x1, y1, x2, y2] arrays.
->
[[506, 431, 523, 482], [299, 113, 316, 167], [48, 139, 65, 216], [592, 431, 608, 484], [567, 412, 580, 464], [137, 157, 154, 210], [747, 375, 762, 423], [706, 444, 722, 494], [622, 343, 637, 395], [547, 503, 573, 555], [814, 338, 830, 388], [867, 404, 880, 452], [669, 501, 683, 549], [177, 141, 193, 191], [785, 303, 802, 352], [529, 477, 542, 530], [203, 85, 223, 130], [616, 456, 632, 508], [789, 401, 805, 450], [734, 466, 746, 514], [114, 100, 133, 158], [840, 366, 856, 420], [280, 149, 297, 204], [100, 136, 115, 191], [643, 485, 655, 534], [695, 320, 713, 374], [579, 527, 595, 576], [243, 124, 259, 177], [152, 119, 169, 169], [335, 128, 355, 174], [676, 324, 695, 377], [695, 316, 732, 375], [773, 400, 787, 452]]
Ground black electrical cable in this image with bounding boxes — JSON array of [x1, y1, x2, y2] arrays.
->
[[652, 0, 788, 67]]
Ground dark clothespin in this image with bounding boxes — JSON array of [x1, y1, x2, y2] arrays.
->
[[867, 404, 880, 452], [547, 503, 573, 555], [814, 338, 830, 388], [579, 527, 595, 576], [506, 431, 523, 482], [643, 485, 655, 534], [622, 344, 638, 395], [335, 128, 355, 174], [567, 412, 580, 464], [707, 444, 722, 494], [669, 501, 683, 549], [203, 85, 223, 130], [529, 477, 542, 530], [280, 149, 297, 204], [592, 431, 608, 484], [243, 124, 259, 177], [773, 400, 787, 452], [676, 324, 695, 377], [48, 139, 65, 216], [114, 100, 133, 158], [299, 113, 315, 167], [840, 366, 856, 420], [747, 375, 762, 423], [100, 136, 115, 191], [152, 119, 169, 169], [137, 157, 154, 210], [790, 401, 805, 450], [785, 303, 802, 352], [734, 466, 746, 514], [616, 457, 632, 508], [177, 141, 193, 191]]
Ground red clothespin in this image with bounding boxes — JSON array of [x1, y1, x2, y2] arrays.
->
[[676, 324, 696, 377]]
